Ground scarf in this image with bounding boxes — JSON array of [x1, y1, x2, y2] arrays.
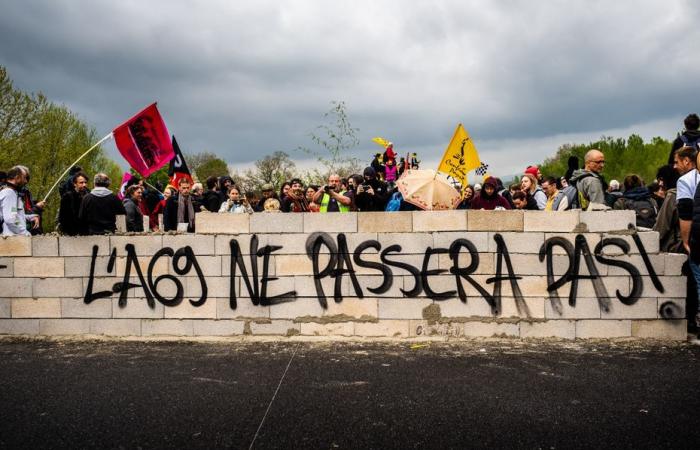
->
[[177, 194, 195, 230]]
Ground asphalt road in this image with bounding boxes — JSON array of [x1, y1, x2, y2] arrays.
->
[[0, 338, 698, 449]]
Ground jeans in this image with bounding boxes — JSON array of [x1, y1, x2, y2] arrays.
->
[[689, 258, 700, 319]]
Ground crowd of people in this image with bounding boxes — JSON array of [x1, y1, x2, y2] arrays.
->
[[2, 114, 700, 333]]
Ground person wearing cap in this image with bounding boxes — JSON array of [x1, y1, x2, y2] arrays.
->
[[524, 165, 543, 184], [468, 177, 512, 210], [254, 183, 278, 212], [355, 167, 390, 211]]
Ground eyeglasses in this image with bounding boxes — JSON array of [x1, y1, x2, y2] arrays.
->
[[591, 160, 605, 164]]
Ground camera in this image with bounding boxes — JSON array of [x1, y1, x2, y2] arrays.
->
[[324, 185, 331, 193], [362, 183, 370, 190]]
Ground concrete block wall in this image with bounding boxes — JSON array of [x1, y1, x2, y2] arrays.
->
[[0, 210, 688, 340]]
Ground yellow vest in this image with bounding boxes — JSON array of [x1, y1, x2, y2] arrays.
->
[[319, 191, 350, 212]]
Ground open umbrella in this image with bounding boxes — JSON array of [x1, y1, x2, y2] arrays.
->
[[396, 169, 461, 210]]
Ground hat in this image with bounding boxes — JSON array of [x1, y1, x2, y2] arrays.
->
[[363, 167, 377, 178], [261, 183, 274, 191], [483, 176, 498, 188], [524, 166, 539, 177]]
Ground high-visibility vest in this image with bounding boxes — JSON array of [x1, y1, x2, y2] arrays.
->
[[319, 191, 350, 212]]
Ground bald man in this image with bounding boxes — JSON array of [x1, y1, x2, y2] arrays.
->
[[569, 149, 607, 209]]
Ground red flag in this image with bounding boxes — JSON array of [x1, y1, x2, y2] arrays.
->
[[117, 172, 133, 200], [113, 103, 174, 177]]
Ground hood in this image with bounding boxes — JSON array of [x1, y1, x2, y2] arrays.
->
[[123, 197, 136, 207], [90, 186, 113, 197], [683, 129, 700, 139], [623, 186, 651, 201], [569, 169, 598, 183]]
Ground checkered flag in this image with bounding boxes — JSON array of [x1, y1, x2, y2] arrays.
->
[[474, 162, 489, 176]]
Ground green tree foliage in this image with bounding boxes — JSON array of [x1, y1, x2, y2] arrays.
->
[[238, 151, 298, 194], [0, 66, 121, 231], [297, 101, 363, 183], [185, 151, 229, 182], [538, 135, 672, 184]]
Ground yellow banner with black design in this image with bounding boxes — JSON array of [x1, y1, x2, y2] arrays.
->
[[437, 124, 481, 188]]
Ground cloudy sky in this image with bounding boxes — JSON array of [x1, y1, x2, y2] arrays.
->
[[1, 0, 699, 176]]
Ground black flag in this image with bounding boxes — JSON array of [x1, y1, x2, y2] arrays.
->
[[168, 136, 193, 186]]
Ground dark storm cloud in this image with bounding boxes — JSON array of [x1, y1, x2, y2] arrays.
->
[[1, 0, 699, 175]]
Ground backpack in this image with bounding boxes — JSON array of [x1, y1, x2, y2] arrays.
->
[[623, 197, 658, 229], [555, 185, 580, 210], [385, 191, 403, 212], [680, 134, 700, 151]]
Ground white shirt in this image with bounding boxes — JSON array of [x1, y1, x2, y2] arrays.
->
[[676, 169, 700, 202], [0, 187, 30, 236]]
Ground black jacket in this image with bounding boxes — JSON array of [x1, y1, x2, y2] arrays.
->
[[123, 197, 144, 232], [58, 189, 87, 235], [78, 188, 126, 235], [202, 190, 222, 212], [669, 130, 700, 165], [355, 179, 390, 211], [163, 195, 195, 232]]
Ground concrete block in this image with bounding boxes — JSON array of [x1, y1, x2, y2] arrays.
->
[[605, 254, 665, 276], [600, 298, 657, 320], [275, 255, 315, 276], [61, 298, 113, 318], [576, 320, 631, 338], [324, 298, 378, 319], [39, 319, 90, 335], [545, 297, 602, 319], [357, 212, 412, 233], [657, 298, 686, 320], [354, 320, 409, 337], [116, 215, 126, 233], [13, 257, 64, 278], [524, 211, 580, 232], [32, 236, 58, 256], [59, 236, 110, 256], [0, 299, 9, 318], [163, 299, 217, 319], [223, 254, 275, 277], [110, 235, 164, 256], [664, 253, 686, 276], [192, 320, 246, 336], [112, 298, 165, 319], [300, 322, 354, 336], [433, 231, 489, 251], [500, 297, 545, 319], [65, 256, 113, 277], [631, 319, 686, 340], [599, 232, 660, 255], [462, 321, 520, 338], [0, 258, 13, 277], [170, 255, 221, 277], [162, 234, 215, 255], [143, 215, 150, 231], [543, 233, 601, 255], [250, 213, 303, 233], [438, 298, 495, 318], [520, 320, 575, 339], [0, 236, 32, 256], [378, 298, 433, 319], [256, 234, 311, 257], [377, 232, 434, 255], [90, 319, 141, 336], [0, 319, 40, 334], [250, 319, 299, 335], [33, 278, 83, 298], [12, 298, 61, 318], [487, 231, 544, 254], [438, 252, 495, 275], [468, 210, 523, 232], [303, 212, 358, 233], [412, 210, 467, 232], [214, 234, 253, 256], [216, 298, 270, 319], [642, 276, 686, 298], [196, 212, 250, 234], [1, 278, 32, 297], [142, 319, 194, 336], [116, 256, 169, 277], [411, 321, 467, 337], [270, 298, 325, 319], [580, 210, 635, 232]]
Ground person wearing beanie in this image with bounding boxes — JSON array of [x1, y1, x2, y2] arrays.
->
[[469, 177, 512, 210], [524, 165, 542, 183], [355, 166, 390, 211]]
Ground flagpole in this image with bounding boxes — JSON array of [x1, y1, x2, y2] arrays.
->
[[144, 181, 164, 195], [42, 132, 113, 202]]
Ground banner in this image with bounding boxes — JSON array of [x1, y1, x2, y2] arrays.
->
[[168, 136, 194, 187], [437, 124, 481, 189], [117, 172, 133, 200], [113, 103, 174, 177]]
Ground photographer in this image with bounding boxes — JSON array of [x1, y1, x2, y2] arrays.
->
[[355, 167, 390, 211], [281, 178, 310, 213], [312, 174, 351, 213]]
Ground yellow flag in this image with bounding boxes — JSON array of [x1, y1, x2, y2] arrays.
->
[[372, 137, 391, 148], [437, 124, 481, 189]]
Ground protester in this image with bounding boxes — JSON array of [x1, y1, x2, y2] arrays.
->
[[564, 155, 580, 184], [511, 191, 528, 210], [355, 167, 390, 211], [16, 166, 45, 234], [495, 178, 513, 207], [0, 166, 31, 236], [201, 176, 222, 212], [688, 155, 700, 331], [141, 181, 163, 230], [279, 181, 291, 202], [524, 165, 542, 183], [469, 176, 511, 210], [281, 178, 310, 212], [79, 173, 125, 235], [0, 171, 6, 187], [607, 180, 623, 206], [263, 197, 281, 212], [653, 165, 682, 252], [218, 186, 253, 214], [457, 185, 475, 210], [305, 185, 320, 212], [521, 173, 546, 210], [58, 165, 84, 198], [384, 159, 398, 184], [668, 113, 700, 165], [612, 175, 657, 228], [58, 171, 89, 235], [541, 176, 567, 211], [570, 149, 607, 209], [648, 181, 665, 210], [218, 176, 234, 204], [312, 174, 351, 213], [346, 174, 364, 211], [123, 185, 145, 232], [254, 183, 277, 212], [191, 182, 204, 211], [163, 177, 195, 232]]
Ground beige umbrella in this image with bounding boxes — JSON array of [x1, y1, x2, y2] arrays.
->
[[396, 169, 461, 210]]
